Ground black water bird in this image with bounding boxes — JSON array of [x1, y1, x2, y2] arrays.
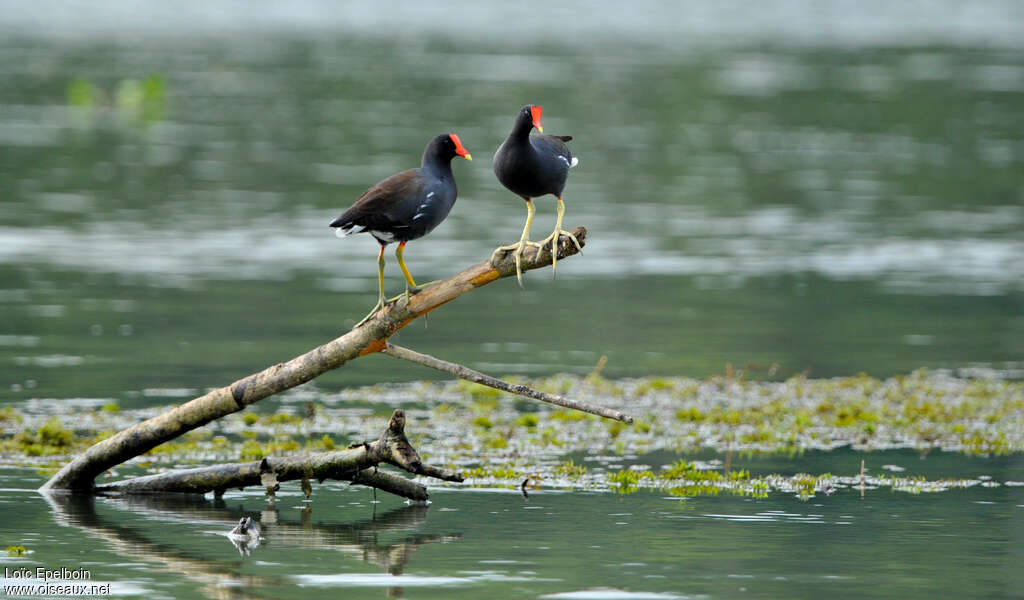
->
[[330, 133, 472, 321], [493, 105, 580, 284]]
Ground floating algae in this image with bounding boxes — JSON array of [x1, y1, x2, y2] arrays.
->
[[1, 370, 1020, 497]]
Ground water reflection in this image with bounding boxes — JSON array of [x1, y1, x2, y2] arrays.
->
[[42, 492, 462, 599], [43, 493, 274, 599]]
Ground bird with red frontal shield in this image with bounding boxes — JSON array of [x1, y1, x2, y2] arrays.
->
[[330, 133, 472, 324], [492, 104, 581, 285]]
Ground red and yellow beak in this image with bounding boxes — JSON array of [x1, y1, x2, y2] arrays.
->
[[530, 105, 543, 133], [450, 133, 472, 161]]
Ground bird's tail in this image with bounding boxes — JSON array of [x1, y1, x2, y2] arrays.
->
[[330, 216, 359, 238]]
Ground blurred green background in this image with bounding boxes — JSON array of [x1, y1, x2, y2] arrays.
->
[[1, 1, 1022, 406]]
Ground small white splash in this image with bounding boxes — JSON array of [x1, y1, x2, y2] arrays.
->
[[881, 464, 905, 472], [570, 156, 579, 167]]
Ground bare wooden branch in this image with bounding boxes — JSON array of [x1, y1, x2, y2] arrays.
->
[[93, 410, 459, 500], [382, 344, 632, 423], [40, 229, 587, 493]]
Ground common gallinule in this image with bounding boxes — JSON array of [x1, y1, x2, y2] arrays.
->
[[493, 104, 580, 284], [330, 133, 472, 322]]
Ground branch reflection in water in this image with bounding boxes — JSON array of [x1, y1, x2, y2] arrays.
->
[[41, 491, 463, 598]]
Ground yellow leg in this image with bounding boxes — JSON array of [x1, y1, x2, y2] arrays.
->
[[544, 196, 582, 278], [396, 241, 418, 299], [376, 245, 387, 305], [491, 199, 542, 287], [356, 245, 387, 327]]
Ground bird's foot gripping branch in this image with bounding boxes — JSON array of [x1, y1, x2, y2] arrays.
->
[[40, 227, 630, 501]]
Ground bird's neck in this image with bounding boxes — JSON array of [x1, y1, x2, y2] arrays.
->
[[421, 155, 454, 179], [509, 117, 534, 142]]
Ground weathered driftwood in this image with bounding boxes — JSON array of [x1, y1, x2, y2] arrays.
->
[[42, 229, 610, 493], [383, 344, 632, 422], [94, 411, 453, 500]]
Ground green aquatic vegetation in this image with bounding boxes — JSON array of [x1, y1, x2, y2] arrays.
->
[[37, 417, 73, 448], [793, 473, 819, 497], [462, 466, 522, 480], [634, 378, 676, 396], [100, 402, 120, 413], [608, 469, 644, 493], [530, 375, 575, 396], [262, 412, 303, 426], [537, 426, 564, 447], [660, 460, 721, 482], [7, 545, 28, 557], [145, 431, 212, 456], [456, 380, 501, 399], [515, 413, 539, 428], [312, 434, 336, 451], [0, 407, 21, 424], [554, 460, 588, 479], [549, 409, 590, 422], [676, 407, 703, 422], [1, 417, 84, 456], [265, 437, 300, 454], [739, 427, 775, 444], [594, 379, 626, 397], [2, 370, 1021, 494], [728, 469, 750, 481], [667, 484, 723, 497], [483, 433, 508, 449], [489, 466, 522, 479], [832, 404, 880, 427], [240, 439, 264, 460]]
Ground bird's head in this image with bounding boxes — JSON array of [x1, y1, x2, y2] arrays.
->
[[428, 133, 472, 162], [519, 104, 543, 133]]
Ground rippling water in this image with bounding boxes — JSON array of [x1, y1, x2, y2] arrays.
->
[[2, 453, 1023, 600], [1, 4, 1024, 597], [2, 13, 1022, 392]]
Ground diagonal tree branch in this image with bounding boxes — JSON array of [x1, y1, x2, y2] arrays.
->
[[41, 229, 592, 493], [382, 343, 632, 422]]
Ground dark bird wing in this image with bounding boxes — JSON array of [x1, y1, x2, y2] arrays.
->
[[330, 169, 426, 233], [530, 133, 575, 170]]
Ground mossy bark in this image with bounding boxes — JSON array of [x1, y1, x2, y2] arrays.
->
[[40, 231, 587, 493], [94, 410, 458, 500]]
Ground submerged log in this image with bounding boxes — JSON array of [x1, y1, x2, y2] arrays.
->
[[95, 410, 455, 500], [41, 230, 615, 494]]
